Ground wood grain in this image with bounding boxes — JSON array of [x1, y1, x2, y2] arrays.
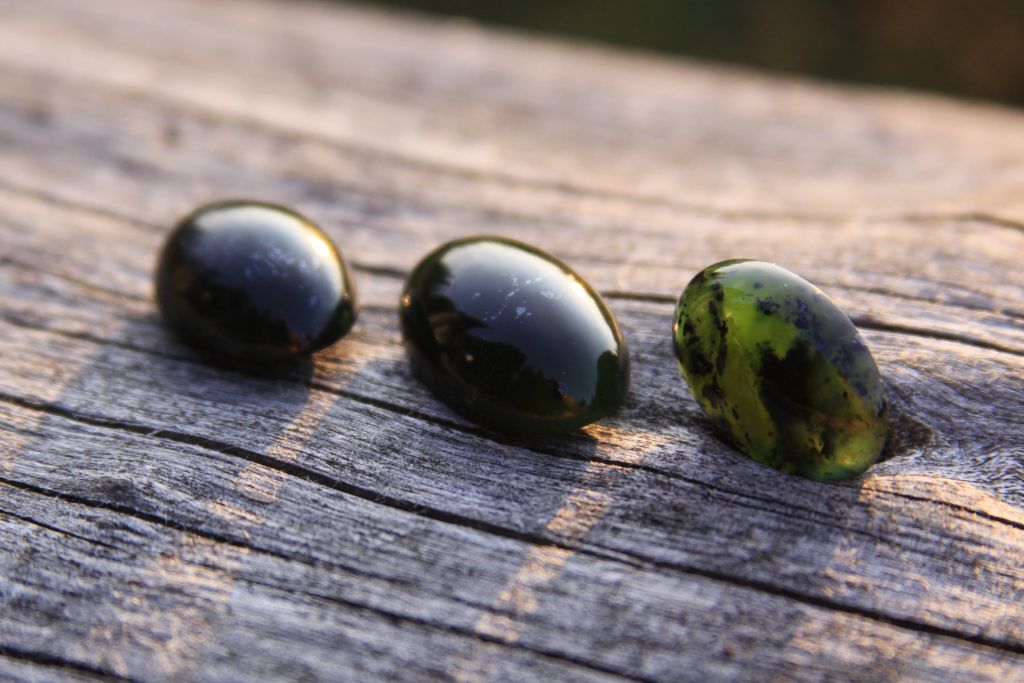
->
[[0, 0, 1022, 681]]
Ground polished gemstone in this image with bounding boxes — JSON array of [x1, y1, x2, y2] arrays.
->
[[673, 260, 888, 480], [156, 200, 356, 362], [400, 237, 629, 435]]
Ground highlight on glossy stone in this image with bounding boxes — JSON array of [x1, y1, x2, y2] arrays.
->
[[155, 200, 356, 362], [400, 236, 630, 435], [673, 260, 888, 480]]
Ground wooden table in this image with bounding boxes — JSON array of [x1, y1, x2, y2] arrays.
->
[[1, 0, 1023, 680]]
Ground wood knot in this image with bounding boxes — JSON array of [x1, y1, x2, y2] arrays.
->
[[87, 476, 144, 506], [880, 396, 936, 462]]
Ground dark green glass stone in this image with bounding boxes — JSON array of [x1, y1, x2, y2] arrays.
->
[[673, 260, 888, 480], [156, 200, 356, 362], [400, 237, 629, 435]]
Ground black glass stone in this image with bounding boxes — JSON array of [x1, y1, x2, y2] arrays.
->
[[155, 200, 356, 362], [400, 236, 630, 435]]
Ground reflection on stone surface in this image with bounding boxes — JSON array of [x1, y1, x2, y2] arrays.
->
[[155, 200, 356, 363], [673, 260, 888, 481], [401, 237, 629, 435]]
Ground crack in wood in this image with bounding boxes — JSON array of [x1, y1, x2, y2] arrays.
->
[[602, 287, 1024, 323], [0, 507, 120, 551], [634, 555, 1024, 658], [0, 644, 135, 682], [892, 211, 1024, 236], [849, 318, 1024, 358]]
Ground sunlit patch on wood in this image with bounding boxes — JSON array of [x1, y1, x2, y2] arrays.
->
[[861, 474, 1024, 524], [87, 535, 249, 677], [91, 389, 337, 676], [451, 426, 671, 681], [1, 403, 48, 479]]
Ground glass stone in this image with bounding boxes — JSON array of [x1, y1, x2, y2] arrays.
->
[[673, 260, 888, 480], [400, 237, 630, 435], [155, 200, 356, 362]]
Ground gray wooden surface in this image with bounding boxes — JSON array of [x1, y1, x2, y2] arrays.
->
[[1, 0, 1023, 681]]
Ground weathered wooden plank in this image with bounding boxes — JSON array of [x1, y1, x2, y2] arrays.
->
[[1, 187, 1021, 509], [3, 400, 1022, 683], [0, 66, 1020, 353], [2, 268, 1024, 643], [3, 279, 1024, 645], [1, 483, 632, 683], [4, 0, 1024, 219], [0, 0, 1022, 680], [0, 104, 1019, 675], [0, 62, 1022, 301]]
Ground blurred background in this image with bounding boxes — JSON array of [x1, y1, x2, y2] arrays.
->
[[363, 0, 1024, 107]]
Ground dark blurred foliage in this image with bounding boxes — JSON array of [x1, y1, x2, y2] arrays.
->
[[362, 0, 1024, 106]]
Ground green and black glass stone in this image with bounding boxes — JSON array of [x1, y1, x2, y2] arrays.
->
[[673, 260, 888, 480], [400, 236, 630, 435], [156, 200, 356, 363]]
